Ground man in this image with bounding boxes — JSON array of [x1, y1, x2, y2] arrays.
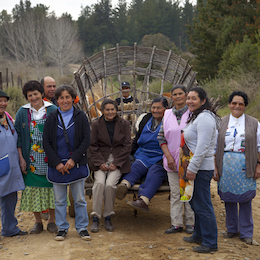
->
[[41, 76, 58, 106], [115, 82, 139, 105]]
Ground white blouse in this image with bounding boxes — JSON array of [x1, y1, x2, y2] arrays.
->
[[22, 101, 53, 120], [224, 114, 260, 153]]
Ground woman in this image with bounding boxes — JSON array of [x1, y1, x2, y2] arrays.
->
[[0, 90, 27, 237], [182, 87, 220, 253], [116, 97, 168, 212], [43, 85, 91, 241], [89, 99, 132, 232], [158, 84, 194, 234], [214, 91, 260, 245], [15, 81, 57, 234]]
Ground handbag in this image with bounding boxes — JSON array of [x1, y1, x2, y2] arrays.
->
[[0, 154, 10, 178]]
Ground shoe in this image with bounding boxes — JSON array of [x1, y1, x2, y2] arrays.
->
[[223, 232, 239, 238], [55, 230, 67, 241], [240, 237, 252, 245], [105, 219, 114, 232], [90, 221, 99, 233], [193, 245, 218, 253], [79, 230, 91, 240], [165, 225, 183, 234], [186, 225, 194, 234], [47, 222, 58, 233], [116, 183, 128, 200], [127, 198, 149, 213], [10, 230, 28, 237], [183, 236, 202, 245], [30, 223, 43, 234]]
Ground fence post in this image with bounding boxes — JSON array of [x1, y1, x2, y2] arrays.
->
[[0, 72, 2, 90], [11, 72, 14, 86], [6, 68, 8, 88]]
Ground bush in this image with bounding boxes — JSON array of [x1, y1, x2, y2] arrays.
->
[[4, 86, 27, 118]]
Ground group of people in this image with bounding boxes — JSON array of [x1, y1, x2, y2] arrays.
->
[[0, 79, 259, 253]]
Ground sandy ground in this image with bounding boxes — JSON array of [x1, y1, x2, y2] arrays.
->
[[0, 180, 259, 260]]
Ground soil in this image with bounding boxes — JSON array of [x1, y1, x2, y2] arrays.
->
[[0, 180, 259, 260]]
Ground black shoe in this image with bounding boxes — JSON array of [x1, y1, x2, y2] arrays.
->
[[55, 230, 67, 241], [223, 232, 239, 238], [165, 225, 183, 234], [90, 221, 99, 233], [10, 230, 28, 237], [79, 230, 91, 240], [105, 218, 114, 232], [193, 245, 218, 253], [127, 198, 149, 213], [240, 237, 252, 245], [183, 236, 202, 245]]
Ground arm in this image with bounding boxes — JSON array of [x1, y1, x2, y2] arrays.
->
[[161, 144, 176, 171], [254, 154, 260, 180], [17, 147, 27, 174]]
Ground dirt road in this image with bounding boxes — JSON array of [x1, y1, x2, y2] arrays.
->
[[0, 180, 259, 260]]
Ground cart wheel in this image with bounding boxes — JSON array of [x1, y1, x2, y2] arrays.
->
[[68, 186, 75, 217]]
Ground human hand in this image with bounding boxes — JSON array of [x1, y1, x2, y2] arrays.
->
[[108, 163, 117, 171], [166, 155, 176, 171], [56, 163, 65, 175], [186, 169, 196, 180], [254, 164, 260, 180], [19, 156, 27, 174], [64, 159, 75, 174], [213, 168, 220, 181], [100, 163, 108, 171]]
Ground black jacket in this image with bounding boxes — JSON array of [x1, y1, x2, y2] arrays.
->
[[43, 108, 90, 168]]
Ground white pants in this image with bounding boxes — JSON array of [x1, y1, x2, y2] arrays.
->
[[167, 171, 194, 227], [91, 154, 121, 219]]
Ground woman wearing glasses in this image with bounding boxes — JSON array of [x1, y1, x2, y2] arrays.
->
[[214, 91, 260, 245]]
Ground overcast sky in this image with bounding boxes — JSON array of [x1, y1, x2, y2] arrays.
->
[[1, 0, 196, 20]]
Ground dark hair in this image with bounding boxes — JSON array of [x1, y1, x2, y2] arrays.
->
[[187, 87, 218, 123], [228, 91, 248, 107], [151, 97, 169, 108], [40, 77, 44, 86], [171, 84, 187, 94], [22, 80, 44, 99], [55, 85, 76, 100], [100, 99, 118, 112]]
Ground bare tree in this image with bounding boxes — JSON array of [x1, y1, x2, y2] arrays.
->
[[45, 17, 83, 76]]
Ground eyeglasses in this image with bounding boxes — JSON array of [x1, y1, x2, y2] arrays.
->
[[231, 101, 245, 107]]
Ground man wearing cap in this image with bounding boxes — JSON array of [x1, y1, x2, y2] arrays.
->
[[116, 82, 139, 105]]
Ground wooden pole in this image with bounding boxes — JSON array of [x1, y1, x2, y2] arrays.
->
[[0, 72, 2, 90], [6, 68, 8, 88], [11, 72, 14, 86]]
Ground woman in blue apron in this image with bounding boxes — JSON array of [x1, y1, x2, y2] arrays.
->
[[116, 97, 168, 212], [0, 90, 27, 237], [43, 85, 91, 241], [15, 81, 57, 234]]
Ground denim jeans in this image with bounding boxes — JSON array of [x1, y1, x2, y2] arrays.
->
[[53, 179, 89, 233], [189, 170, 218, 248]]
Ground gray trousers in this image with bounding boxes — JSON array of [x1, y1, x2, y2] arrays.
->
[[168, 171, 194, 227], [91, 154, 121, 219]]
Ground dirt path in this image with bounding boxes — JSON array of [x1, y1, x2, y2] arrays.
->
[[1, 180, 259, 260]]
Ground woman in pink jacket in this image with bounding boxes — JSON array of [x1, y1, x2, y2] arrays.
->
[[158, 84, 194, 234]]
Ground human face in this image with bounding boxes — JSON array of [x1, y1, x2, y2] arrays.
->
[[0, 97, 8, 116], [228, 95, 245, 118], [122, 87, 130, 98], [57, 90, 73, 112], [186, 91, 206, 113], [151, 102, 166, 121], [103, 104, 117, 121], [27, 90, 44, 111], [171, 88, 187, 109], [44, 77, 56, 100]]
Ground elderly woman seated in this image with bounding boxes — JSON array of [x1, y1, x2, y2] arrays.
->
[[116, 97, 168, 212]]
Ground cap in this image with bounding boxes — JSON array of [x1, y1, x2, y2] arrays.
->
[[0, 90, 9, 100], [121, 81, 130, 88]]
